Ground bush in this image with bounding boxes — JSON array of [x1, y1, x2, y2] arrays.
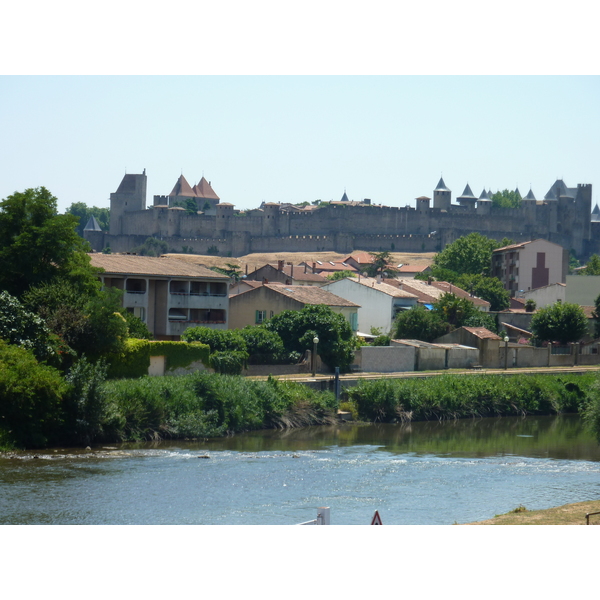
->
[[265, 304, 356, 372], [0, 340, 67, 448], [100, 372, 337, 441], [63, 357, 108, 445], [346, 373, 596, 423]]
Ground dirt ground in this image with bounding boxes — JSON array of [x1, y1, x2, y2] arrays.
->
[[163, 250, 435, 274], [465, 500, 600, 525]]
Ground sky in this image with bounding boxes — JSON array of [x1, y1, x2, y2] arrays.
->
[[1, 3, 599, 215], [2, 75, 599, 214]]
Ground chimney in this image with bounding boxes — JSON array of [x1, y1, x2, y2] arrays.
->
[[245, 264, 248, 275], [427, 276, 432, 285], [304, 263, 307, 274], [291, 264, 294, 279], [278, 260, 284, 271], [312, 262, 316, 273]]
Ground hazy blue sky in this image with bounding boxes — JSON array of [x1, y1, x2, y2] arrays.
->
[[2, 3, 599, 214], [1, 76, 598, 213]]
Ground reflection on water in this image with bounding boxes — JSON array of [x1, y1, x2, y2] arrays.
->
[[1, 415, 599, 525]]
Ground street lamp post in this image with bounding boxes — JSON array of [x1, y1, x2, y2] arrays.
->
[[504, 335, 509, 370], [312, 336, 319, 377]]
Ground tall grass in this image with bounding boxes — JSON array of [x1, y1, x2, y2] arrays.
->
[[100, 372, 337, 442], [346, 373, 595, 423]]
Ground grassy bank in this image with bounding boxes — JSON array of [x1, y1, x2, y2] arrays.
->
[[344, 373, 596, 423], [465, 500, 600, 525], [3, 370, 600, 449], [99, 372, 338, 442]]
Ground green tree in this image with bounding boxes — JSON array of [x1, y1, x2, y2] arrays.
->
[[0, 291, 61, 363], [568, 249, 581, 274], [0, 187, 99, 297], [458, 274, 510, 312], [364, 251, 399, 278], [211, 263, 243, 282], [491, 189, 522, 208], [581, 254, 600, 276], [392, 305, 448, 342], [239, 325, 285, 362], [123, 311, 153, 339], [264, 304, 356, 371], [0, 340, 68, 448], [432, 293, 482, 328], [132, 237, 168, 257], [433, 233, 498, 276], [65, 202, 110, 237], [326, 270, 357, 281], [172, 198, 199, 215], [592, 294, 600, 339], [530, 301, 589, 345]]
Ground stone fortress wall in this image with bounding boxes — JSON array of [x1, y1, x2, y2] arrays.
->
[[84, 172, 597, 259]]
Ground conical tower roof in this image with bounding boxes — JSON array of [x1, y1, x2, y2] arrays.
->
[[524, 188, 536, 201], [193, 176, 220, 200], [435, 177, 450, 192], [83, 215, 103, 231], [169, 174, 196, 197], [478, 189, 491, 201], [458, 183, 476, 198], [544, 179, 568, 200], [340, 191, 350, 202]]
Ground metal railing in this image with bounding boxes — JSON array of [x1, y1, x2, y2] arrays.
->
[[585, 511, 600, 525]]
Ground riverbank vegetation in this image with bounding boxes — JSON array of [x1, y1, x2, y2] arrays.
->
[[5, 363, 600, 450], [345, 373, 595, 423]]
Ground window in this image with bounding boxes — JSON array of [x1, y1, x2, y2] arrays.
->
[[256, 310, 267, 324]]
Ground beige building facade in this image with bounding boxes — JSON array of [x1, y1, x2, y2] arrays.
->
[[228, 283, 359, 330], [89, 253, 230, 340], [491, 239, 568, 297]]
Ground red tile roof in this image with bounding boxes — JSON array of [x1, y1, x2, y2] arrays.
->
[[462, 327, 502, 340], [193, 177, 220, 200]]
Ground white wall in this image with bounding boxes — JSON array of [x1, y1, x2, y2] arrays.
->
[[322, 279, 414, 334], [522, 284, 566, 308], [566, 275, 600, 305]]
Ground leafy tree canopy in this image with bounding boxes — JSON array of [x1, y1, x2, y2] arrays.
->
[[211, 263, 243, 282], [392, 305, 448, 343], [364, 251, 399, 278], [580, 254, 600, 276], [326, 270, 357, 281], [456, 273, 510, 312], [0, 291, 61, 363], [0, 187, 99, 297], [264, 304, 356, 371], [491, 189, 522, 209], [65, 202, 110, 237], [530, 301, 589, 345], [132, 237, 168, 257], [431, 292, 482, 328], [433, 233, 498, 276]]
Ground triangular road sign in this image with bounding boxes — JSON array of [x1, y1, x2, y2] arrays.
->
[[371, 510, 382, 525]]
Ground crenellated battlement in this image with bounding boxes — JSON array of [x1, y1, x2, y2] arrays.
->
[[91, 173, 596, 258]]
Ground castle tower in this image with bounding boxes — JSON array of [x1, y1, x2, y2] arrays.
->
[[416, 196, 431, 212], [109, 170, 147, 235], [193, 177, 220, 212], [476, 188, 491, 215], [433, 177, 451, 210], [457, 183, 477, 209]]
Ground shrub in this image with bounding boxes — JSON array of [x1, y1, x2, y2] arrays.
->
[[0, 340, 67, 448]]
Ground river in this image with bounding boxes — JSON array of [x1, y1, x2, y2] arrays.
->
[[1, 414, 599, 525]]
